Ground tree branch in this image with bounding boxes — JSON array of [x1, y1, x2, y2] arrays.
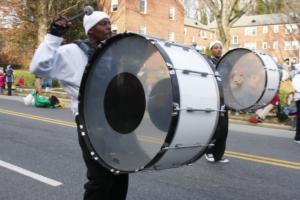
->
[[229, 0, 253, 25]]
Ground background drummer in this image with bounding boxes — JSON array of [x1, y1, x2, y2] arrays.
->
[[30, 11, 129, 200], [204, 40, 230, 163]]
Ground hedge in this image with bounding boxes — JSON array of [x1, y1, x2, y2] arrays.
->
[[13, 70, 60, 88]]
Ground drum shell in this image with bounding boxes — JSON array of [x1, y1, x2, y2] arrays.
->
[[251, 53, 280, 110], [147, 41, 220, 170]]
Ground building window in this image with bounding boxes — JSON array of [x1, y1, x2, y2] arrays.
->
[[273, 41, 278, 49], [184, 28, 187, 36], [262, 42, 268, 49], [263, 26, 268, 34], [140, 0, 147, 14], [244, 42, 256, 50], [169, 7, 176, 20], [191, 36, 195, 43], [232, 35, 238, 44], [285, 24, 299, 34], [111, 24, 118, 34], [168, 32, 175, 42], [245, 27, 257, 36], [111, 0, 118, 12], [139, 26, 147, 35], [199, 30, 207, 39], [285, 41, 299, 50], [273, 25, 279, 33]]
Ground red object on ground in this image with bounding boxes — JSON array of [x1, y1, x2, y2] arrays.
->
[[248, 117, 260, 123]]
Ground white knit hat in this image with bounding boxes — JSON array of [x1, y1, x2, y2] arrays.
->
[[209, 40, 223, 50], [83, 11, 110, 35]]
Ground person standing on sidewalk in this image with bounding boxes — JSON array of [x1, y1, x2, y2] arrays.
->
[[204, 40, 230, 163], [30, 11, 128, 199], [0, 72, 5, 94], [5, 65, 13, 96], [291, 63, 300, 143]]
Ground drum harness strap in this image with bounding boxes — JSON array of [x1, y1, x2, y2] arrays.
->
[[73, 39, 105, 62]]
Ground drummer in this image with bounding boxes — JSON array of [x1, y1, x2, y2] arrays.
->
[[30, 11, 129, 200], [204, 40, 230, 163]]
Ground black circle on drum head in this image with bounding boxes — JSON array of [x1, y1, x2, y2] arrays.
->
[[104, 72, 146, 134]]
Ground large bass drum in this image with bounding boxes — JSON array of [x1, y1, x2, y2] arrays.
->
[[78, 33, 221, 173], [217, 48, 281, 111]]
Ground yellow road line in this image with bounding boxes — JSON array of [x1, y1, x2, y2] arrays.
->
[[226, 150, 300, 167], [1, 108, 300, 170], [0, 108, 76, 128], [225, 153, 300, 170]]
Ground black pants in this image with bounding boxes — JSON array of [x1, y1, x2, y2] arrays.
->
[[206, 110, 229, 161], [7, 82, 12, 96], [75, 116, 129, 200], [295, 100, 300, 140]]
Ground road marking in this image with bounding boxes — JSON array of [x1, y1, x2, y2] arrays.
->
[[0, 160, 63, 187], [224, 153, 300, 170], [225, 150, 300, 167], [0, 108, 76, 127], [1, 108, 300, 171]]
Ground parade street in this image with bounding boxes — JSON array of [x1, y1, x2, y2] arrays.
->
[[0, 96, 299, 200]]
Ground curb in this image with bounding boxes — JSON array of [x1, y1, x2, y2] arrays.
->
[[229, 119, 292, 131]]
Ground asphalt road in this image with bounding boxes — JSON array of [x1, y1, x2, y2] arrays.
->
[[0, 97, 299, 200]]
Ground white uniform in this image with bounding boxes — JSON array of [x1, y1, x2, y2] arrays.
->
[[292, 74, 300, 102], [30, 34, 88, 115]]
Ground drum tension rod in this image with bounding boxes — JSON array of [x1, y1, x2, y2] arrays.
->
[[162, 143, 210, 150], [164, 42, 190, 51], [174, 107, 226, 113], [182, 69, 211, 77]]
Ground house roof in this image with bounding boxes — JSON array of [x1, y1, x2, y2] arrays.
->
[[208, 13, 300, 29], [184, 17, 214, 32]]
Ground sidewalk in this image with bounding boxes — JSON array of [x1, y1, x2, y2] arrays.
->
[[0, 89, 293, 131]]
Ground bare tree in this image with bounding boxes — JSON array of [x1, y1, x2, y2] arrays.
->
[[285, 0, 300, 40], [199, 0, 255, 50], [25, 0, 98, 43]]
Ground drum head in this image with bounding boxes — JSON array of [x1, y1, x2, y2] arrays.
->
[[217, 48, 266, 110], [79, 34, 176, 172]]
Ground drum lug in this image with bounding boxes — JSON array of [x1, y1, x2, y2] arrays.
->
[[160, 143, 170, 153], [166, 62, 174, 69], [172, 103, 180, 115]]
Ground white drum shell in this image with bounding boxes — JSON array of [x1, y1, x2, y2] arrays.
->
[[148, 42, 220, 170], [251, 53, 280, 110]]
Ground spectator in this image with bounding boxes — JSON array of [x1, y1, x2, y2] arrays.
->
[[0, 72, 5, 94], [5, 65, 14, 96], [248, 95, 279, 123], [291, 63, 300, 143]]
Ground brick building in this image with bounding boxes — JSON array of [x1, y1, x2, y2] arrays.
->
[[209, 14, 300, 64], [100, 0, 185, 43], [99, 0, 215, 50], [183, 17, 214, 51]]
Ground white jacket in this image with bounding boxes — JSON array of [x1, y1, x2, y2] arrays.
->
[[292, 73, 300, 102], [30, 34, 88, 115]]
